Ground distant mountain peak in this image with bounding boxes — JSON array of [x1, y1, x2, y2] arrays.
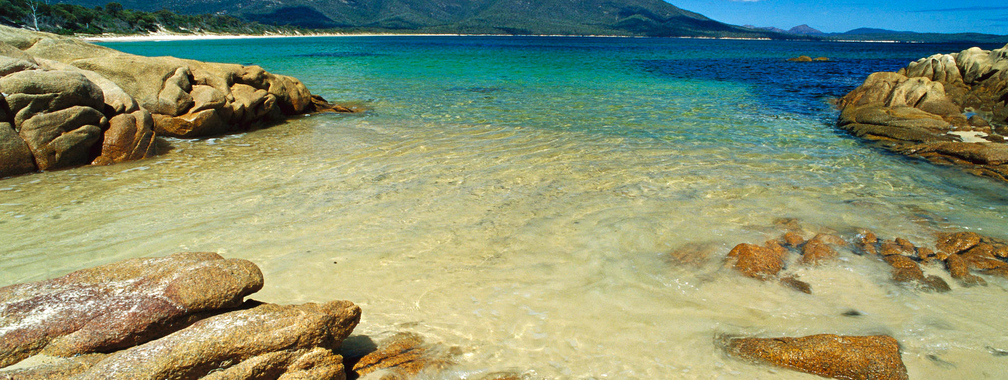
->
[[788, 24, 824, 35]]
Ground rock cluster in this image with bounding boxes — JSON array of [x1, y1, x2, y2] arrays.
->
[[787, 55, 829, 62], [702, 219, 1008, 378], [0, 25, 351, 178], [713, 219, 1008, 295], [837, 43, 1008, 182], [0, 252, 361, 380]]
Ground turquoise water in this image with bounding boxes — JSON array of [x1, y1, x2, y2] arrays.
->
[[3, 37, 1008, 378]]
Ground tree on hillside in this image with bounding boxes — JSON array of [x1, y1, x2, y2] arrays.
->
[[25, 0, 43, 30], [105, 2, 123, 14]]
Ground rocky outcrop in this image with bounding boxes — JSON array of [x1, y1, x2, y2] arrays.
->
[[787, 55, 829, 62], [723, 334, 908, 380], [0, 252, 263, 367], [0, 25, 354, 178], [838, 43, 1008, 182], [0, 253, 361, 380], [710, 218, 1008, 296]]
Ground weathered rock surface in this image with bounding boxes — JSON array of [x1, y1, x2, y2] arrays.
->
[[838, 43, 1008, 183], [883, 254, 950, 292], [799, 234, 841, 266], [0, 94, 36, 177], [92, 109, 157, 165], [0, 252, 263, 367], [0, 25, 355, 177], [76, 300, 360, 380], [726, 242, 787, 280], [347, 332, 457, 380], [724, 334, 909, 380], [946, 253, 987, 287]]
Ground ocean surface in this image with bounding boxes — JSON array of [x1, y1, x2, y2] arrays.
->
[[3, 36, 1008, 378]]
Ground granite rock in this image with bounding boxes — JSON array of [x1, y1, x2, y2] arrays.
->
[[726, 242, 787, 280], [75, 300, 360, 380], [724, 334, 909, 380], [0, 252, 263, 367]]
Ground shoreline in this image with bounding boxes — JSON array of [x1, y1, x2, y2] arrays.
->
[[80, 31, 918, 44]]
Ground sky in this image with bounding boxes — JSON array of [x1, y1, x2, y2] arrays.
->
[[668, 0, 1008, 35]]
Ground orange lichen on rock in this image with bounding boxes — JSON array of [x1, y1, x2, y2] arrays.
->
[[724, 334, 909, 380], [726, 242, 788, 280]]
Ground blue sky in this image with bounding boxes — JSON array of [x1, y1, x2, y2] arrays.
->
[[668, 0, 1008, 34]]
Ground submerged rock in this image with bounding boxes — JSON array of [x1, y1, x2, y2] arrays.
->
[[780, 275, 812, 294], [884, 250, 950, 292], [0, 93, 36, 177], [666, 242, 717, 267], [347, 332, 457, 380], [946, 254, 987, 287], [855, 229, 880, 255], [725, 242, 788, 280], [724, 334, 909, 380], [0, 252, 263, 367], [799, 234, 842, 266], [780, 231, 806, 248]]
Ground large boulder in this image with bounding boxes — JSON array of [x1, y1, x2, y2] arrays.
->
[[75, 300, 360, 380], [0, 252, 263, 367], [16, 106, 105, 170], [0, 69, 108, 170], [0, 94, 36, 177], [0, 69, 105, 125], [724, 334, 909, 380], [92, 109, 158, 165]]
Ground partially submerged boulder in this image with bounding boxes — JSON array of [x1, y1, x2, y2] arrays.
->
[[0, 94, 36, 177], [723, 334, 909, 380], [725, 242, 787, 280], [347, 332, 457, 380], [0, 252, 263, 367]]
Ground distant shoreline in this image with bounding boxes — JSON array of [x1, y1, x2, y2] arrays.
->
[[80, 31, 970, 44], [80, 32, 718, 42]]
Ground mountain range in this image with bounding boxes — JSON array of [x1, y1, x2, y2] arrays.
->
[[46, 0, 1008, 42], [53, 0, 785, 37], [748, 24, 1008, 44]]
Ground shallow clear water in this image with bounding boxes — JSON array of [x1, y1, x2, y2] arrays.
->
[[3, 37, 1008, 378]]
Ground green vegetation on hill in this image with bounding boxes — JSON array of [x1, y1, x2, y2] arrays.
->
[[51, 0, 786, 38], [0, 0, 301, 35]]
